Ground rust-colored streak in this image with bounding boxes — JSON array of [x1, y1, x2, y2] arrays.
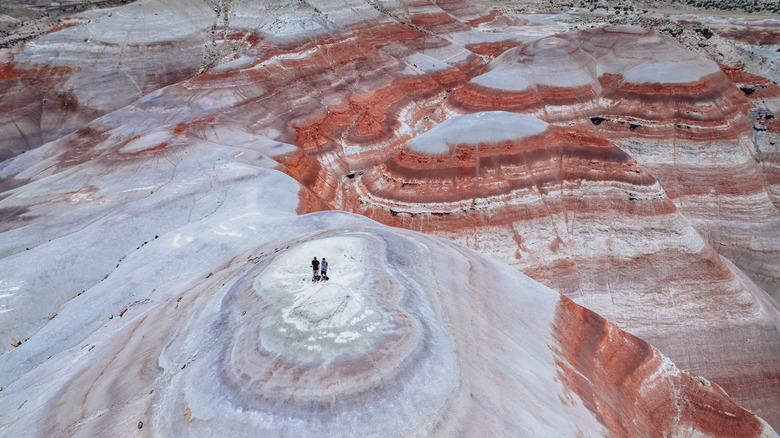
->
[[47, 20, 83, 34], [0, 206, 36, 233], [720, 64, 772, 88], [275, 147, 336, 215], [352, 127, 659, 211], [551, 295, 765, 438], [448, 82, 546, 114], [292, 70, 460, 158], [295, 86, 405, 150], [598, 72, 752, 126], [464, 9, 505, 27], [465, 41, 523, 58], [54, 126, 111, 170], [0, 63, 73, 87], [716, 29, 780, 46]]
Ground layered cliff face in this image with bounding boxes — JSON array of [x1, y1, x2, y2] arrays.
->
[[1, 0, 778, 436], [720, 63, 780, 218], [345, 111, 780, 424], [446, 26, 780, 302]]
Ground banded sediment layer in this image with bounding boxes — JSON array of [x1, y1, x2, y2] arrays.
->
[[346, 111, 780, 424], [0, 0, 778, 435], [446, 26, 780, 301]]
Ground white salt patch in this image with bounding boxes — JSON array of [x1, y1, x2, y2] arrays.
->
[[335, 331, 361, 343], [471, 69, 532, 92], [172, 234, 194, 248], [121, 186, 157, 193], [65, 192, 96, 204], [404, 53, 451, 73], [0, 282, 23, 299], [536, 63, 598, 88], [212, 54, 256, 72], [282, 284, 363, 332], [623, 57, 720, 84], [255, 234, 392, 360], [595, 33, 720, 84], [214, 225, 243, 238], [408, 112, 548, 156], [470, 39, 597, 90]]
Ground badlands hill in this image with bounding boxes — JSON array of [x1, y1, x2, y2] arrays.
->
[[0, 0, 778, 436]]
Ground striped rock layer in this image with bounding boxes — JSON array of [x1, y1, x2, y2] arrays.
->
[[446, 26, 780, 301], [720, 64, 780, 217], [345, 111, 780, 425], [0, 0, 778, 436]]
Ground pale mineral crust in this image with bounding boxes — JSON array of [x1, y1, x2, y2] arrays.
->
[[0, 0, 778, 436]]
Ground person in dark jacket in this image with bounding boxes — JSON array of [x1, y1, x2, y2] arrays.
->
[[311, 257, 320, 281]]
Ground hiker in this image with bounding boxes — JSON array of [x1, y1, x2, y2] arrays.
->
[[320, 258, 328, 281], [311, 257, 320, 281]]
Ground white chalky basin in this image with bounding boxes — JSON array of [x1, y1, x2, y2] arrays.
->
[[202, 231, 459, 432]]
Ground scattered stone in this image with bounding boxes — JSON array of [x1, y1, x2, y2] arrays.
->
[[48, 312, 57, 320], [138, 421, 143, 429]]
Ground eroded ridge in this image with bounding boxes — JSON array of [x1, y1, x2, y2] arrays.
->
[[344, 111, 780, 427], [552, 295, 774, 438], [444, 25, 780, 300], [449, 26, 753, 139]]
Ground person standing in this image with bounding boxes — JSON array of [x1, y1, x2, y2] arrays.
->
[[311, 257, 320, 281], [320, 258, 328, 281]]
